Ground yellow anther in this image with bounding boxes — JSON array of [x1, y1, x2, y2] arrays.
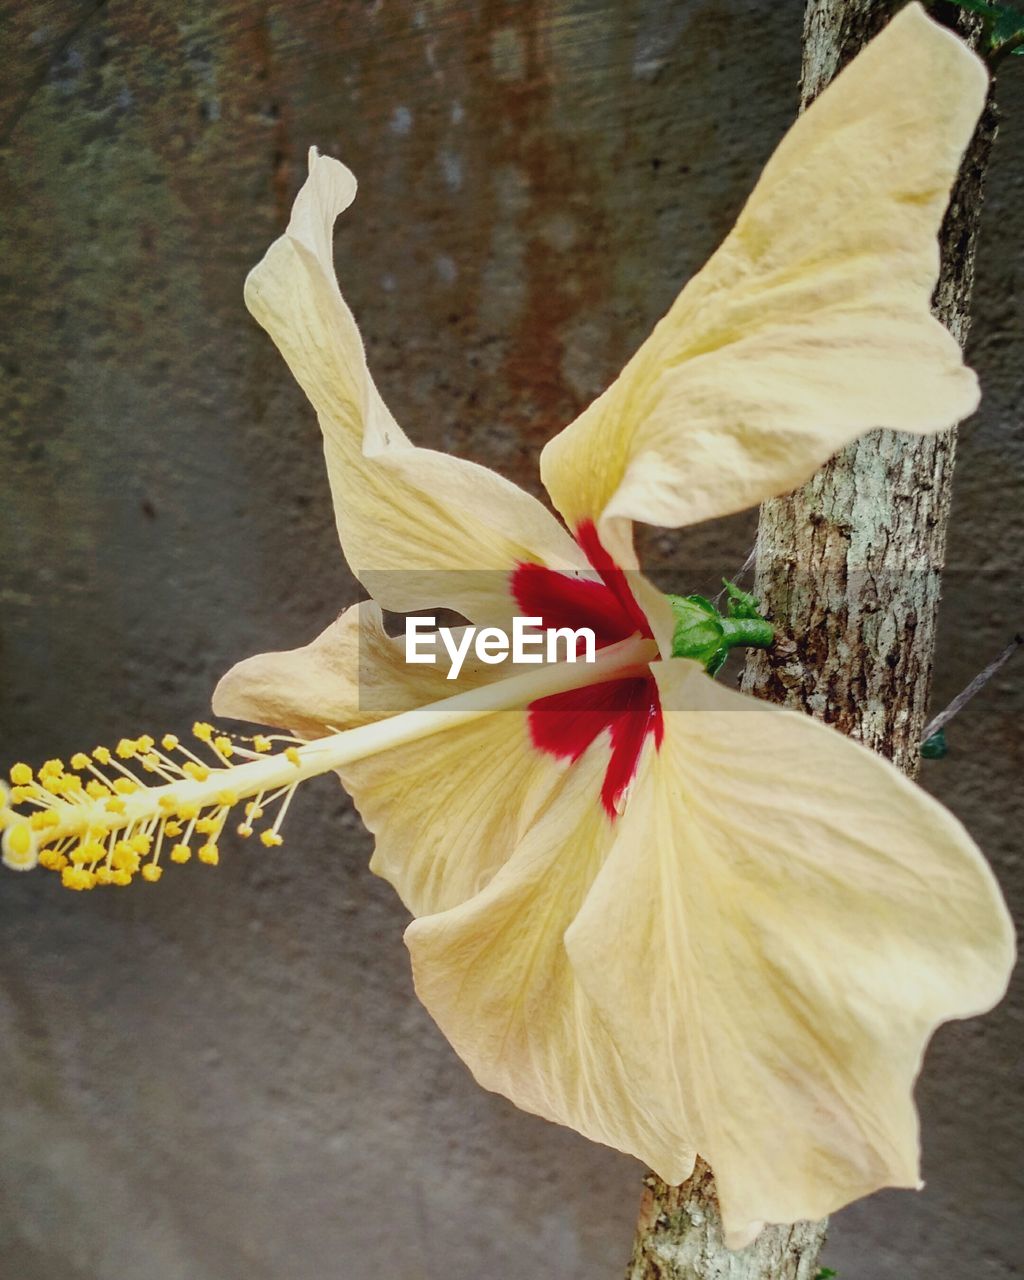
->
[[112, 842, 141, 873], [2, 821, 38, 871], [62, 866, 95, 890], [10, 697, 317, 892]]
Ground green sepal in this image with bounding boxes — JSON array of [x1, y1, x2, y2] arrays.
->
[[666, 594, 731, 675], [666, 581, 774, 676]]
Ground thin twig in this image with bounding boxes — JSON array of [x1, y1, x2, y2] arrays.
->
[[714, 544, 758, 604], [921, 633, 1022, 742]]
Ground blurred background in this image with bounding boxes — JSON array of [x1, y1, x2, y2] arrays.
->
[[0, 2, 1020, 1277]]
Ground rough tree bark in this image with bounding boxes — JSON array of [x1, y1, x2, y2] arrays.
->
[[626, 3, 996, 1277]]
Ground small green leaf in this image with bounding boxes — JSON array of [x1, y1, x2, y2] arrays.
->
[[992, 8, 1024, 43], [948, 0, 1024, 54], [721, 579, 762, 620], [921, 729, 949, 760], [814, 1269, 838, 1280], [950, 0, 1004, 17], [950, 0, 1009, 21]]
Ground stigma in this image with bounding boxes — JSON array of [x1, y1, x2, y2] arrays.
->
[[0, 724, 307, 889]]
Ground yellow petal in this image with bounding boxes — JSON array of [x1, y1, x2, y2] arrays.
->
[[348, 710, 568, 916], [541, 3, 986, 566], [212, 602, 472, 739], [213, 603, 570, 914], [246, 148, 584, 623], [406, 745, 697, 1178], [565, 659, 1014, 1246]]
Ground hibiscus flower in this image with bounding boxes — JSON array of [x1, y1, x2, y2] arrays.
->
[[2, 2, 1014, 1246]]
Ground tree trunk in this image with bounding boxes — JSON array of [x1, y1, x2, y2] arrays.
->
[[626, 3, 996, 1277]]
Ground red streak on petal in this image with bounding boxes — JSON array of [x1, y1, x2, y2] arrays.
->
[[529, 676, 662, 817], [512, 562, 636, 647], [575, 518, 652, 637], [511, 521, 662, 818]]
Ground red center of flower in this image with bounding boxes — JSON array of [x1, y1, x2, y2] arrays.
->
[[511, 520, 663, 818]]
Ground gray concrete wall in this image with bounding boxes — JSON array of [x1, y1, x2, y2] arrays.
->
[[0, 2, 1020, 1277]]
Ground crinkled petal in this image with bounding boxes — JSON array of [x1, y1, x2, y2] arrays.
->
[[213, 604, 570, 914], [540, 4, 986, 566], [247, 149, 584, 623], [211, 602, 476, 739], [405, 745, 697, 1178], [564, 659, 1014, 1246], [346, 709, 572, 917]]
